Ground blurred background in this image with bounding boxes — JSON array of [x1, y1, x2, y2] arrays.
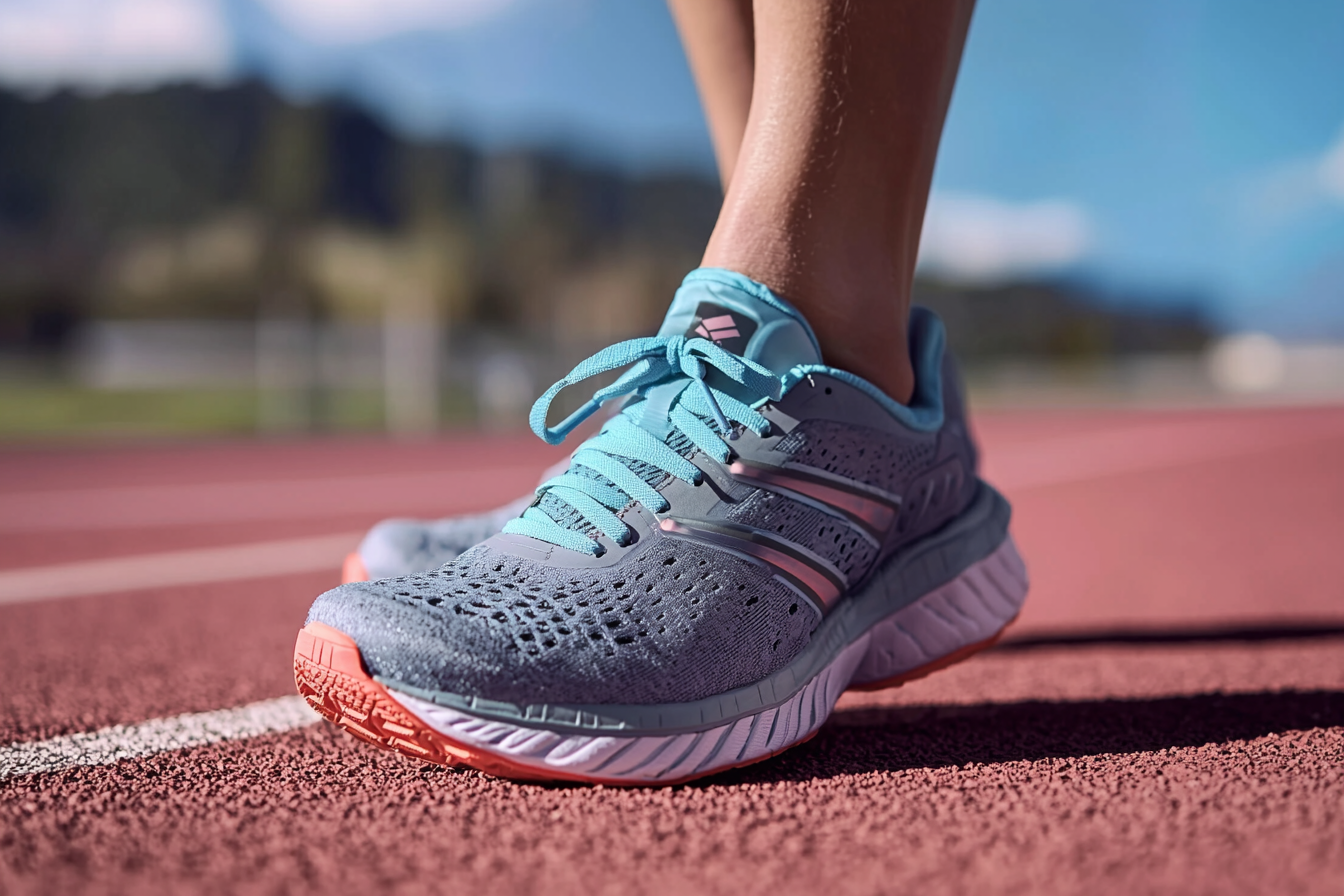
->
[[0, 0, 1342, 441]]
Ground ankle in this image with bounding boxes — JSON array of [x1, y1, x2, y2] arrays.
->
[[828, 343, 915, 405], [809, 315, 916, 404], [702, 214, 919, 404], [697, 262, 916, 404]]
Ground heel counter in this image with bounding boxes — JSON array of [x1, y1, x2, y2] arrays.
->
[[939, 342, 982, 521]]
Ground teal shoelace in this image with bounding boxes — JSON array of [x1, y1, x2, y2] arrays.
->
[[503, 334, 781, 555]]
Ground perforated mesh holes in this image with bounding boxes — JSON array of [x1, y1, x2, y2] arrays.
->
[[727, 490, 876, 582], [346, 540, 817, 709], [775, 419, 937, 495], [387, 537, 806, 663], [393, 588, 446, 608]]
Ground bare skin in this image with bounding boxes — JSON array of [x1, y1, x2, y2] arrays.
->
[[671, 0, 975, 403], [666, 0, 755, 189]]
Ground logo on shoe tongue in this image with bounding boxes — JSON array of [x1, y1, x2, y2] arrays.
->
[[686, 302, 756, 355]]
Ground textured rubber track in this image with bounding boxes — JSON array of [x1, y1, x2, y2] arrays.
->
[[341, 553, 369, 584], [293, 614, 1012, 785]]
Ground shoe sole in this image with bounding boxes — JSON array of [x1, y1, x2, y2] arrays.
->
[[341, 553, 369, 584], [295, 535, 1027, 786]]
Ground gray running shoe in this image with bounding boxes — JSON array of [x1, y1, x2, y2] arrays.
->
[[342, 461, 569, 583], [296, 268, 1028, 784]]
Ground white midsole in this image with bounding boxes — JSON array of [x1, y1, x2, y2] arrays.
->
[[392, 536, 1028, 783], [850, 533, 1029, 685]]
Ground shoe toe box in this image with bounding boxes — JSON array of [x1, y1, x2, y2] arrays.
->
[[305, 580, 508, 694], [305, 539, 818, 707]]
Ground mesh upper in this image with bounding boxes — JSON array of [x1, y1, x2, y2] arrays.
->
[[308, 537, 817, 706], [775, 419, 937, 494], [726, 490, 876, 583]]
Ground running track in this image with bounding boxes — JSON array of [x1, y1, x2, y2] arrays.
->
[[2, 405, 1342, 894]]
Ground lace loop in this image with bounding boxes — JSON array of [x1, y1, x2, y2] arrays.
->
[[504, 335, 781, 555]]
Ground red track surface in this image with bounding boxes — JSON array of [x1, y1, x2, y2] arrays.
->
[[3, 405, 1343, 894]]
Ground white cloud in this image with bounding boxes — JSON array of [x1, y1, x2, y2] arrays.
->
[[1318, 128, 1344, 202], [917, 192, 1093, 283], [1243, 126, 1344, 224], [258, 0, 516, 44], [0, 0, 229, 88], [0, 0, 518, 89]]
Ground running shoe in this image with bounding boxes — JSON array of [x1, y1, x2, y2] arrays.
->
[[341, 460, 570, 583], [295, 268, 1028, 784]]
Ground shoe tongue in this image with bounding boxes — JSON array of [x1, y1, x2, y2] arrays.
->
[[657, 268, 822, 378]]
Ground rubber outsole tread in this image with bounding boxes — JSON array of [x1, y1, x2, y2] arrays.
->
[[294, 623, 465, 768]]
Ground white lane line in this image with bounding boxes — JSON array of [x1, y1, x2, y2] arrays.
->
[[0, 532, 361, 605], [0, 464, 546, 533], [0, 696, 319, 780]]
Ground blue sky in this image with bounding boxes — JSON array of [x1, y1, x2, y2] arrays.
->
[[1, 0, 1342, 335]]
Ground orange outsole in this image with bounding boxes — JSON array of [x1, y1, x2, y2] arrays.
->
[[341, 553, 370, 584], [294, 616, 1012, 785]]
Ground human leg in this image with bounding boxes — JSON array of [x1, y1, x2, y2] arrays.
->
[[704, 0, 976, 403], [341, 1, 977, 583], [665, 0, 755, 188]]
